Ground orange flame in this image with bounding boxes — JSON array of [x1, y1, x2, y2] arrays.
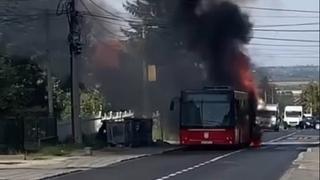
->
[[92, 40, 123, 69], [234, 52, 257, 98]]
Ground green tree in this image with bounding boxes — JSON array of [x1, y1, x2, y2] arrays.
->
[[123, 0, 182, 65], [52, 79, 71, 121], [299, 83, 320, 116], [80, 89, 105, 118], [53, 80, 106, 121], [0, 55, 47, 116]]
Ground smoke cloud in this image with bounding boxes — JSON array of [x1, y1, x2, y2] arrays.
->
[[174, 0, 256, 94]]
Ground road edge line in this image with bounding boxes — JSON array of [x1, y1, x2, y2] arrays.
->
[[40, 146, 183, 180], [154, 149, 243, 180]]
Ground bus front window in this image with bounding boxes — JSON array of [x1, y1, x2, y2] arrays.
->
[[202, 102, 231, 126], [180, 94, 232, 128]]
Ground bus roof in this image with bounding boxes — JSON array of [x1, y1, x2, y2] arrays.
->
[[181, 88, 249, 100], [182, 86, 247, 95]]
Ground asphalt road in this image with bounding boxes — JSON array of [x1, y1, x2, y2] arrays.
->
[[53, 129, 319, 180]]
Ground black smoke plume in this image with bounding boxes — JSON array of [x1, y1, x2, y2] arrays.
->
[[174, 0, 255, 93]]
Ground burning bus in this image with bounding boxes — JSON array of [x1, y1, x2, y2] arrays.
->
[[171, 86, 257, 146]]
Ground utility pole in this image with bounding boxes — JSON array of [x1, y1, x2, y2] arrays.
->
[[45, 9, 54, 119], [141, 26, 148, 117], [271, 86, 274, 104], [69, 0, 82, 144]]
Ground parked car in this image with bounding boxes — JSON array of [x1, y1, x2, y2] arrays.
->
[[314, 118, 320, 130], [298, 117, 320, 130]]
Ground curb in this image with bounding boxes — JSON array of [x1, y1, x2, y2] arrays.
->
[[279, 147, 320, 180], [39, 170, 83, 180], [40, 146, 183, 180]]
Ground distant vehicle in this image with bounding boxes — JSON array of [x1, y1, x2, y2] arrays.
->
[[298, 116, 315, 129], [314, 117, 320, 130], [303, 113, 312, 118], [283, 106, 303, 128], [256, 104, 280, 131], [170, 86, 256, 147]]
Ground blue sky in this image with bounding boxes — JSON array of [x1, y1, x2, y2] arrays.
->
[[103, 0, 319, 67]]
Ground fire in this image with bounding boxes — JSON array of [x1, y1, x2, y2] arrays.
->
[[92, 40, 123, 69], [234, 52, 257, 98]]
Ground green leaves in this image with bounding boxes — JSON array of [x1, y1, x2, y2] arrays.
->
[[299, 83, 320, 116], [0, 55, 47, 116], [53, 81, 105, 121], [80, 89, 105, 118]]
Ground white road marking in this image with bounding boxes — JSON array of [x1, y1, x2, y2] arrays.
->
[[154, 150, 243, 180], [155, 132, 311, 180], [262, 141, 320, 145], [262, 131, 320, 145], [264, 132, 297, 143]]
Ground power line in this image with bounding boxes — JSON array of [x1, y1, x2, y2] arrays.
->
[[81, 12, 142, 24], [255, 22, 319, 28], [249, 48, 319, 53], [241, 6, 320, 13], [252, 36, 320, 43], [253, 29, 319, 32], [81, 12, 320, 36], [250, 52, 319, 56], [82, 11, 319, 30], [81, 13, 132, 27], [252, 15, 319, 19], [79, 0, 127, 38], [253, 55, 319, 59], [79, 12, 320, 43], [248, 43, 319, 47], [0, 13, 57, 17], [87, 0, 127, 21]]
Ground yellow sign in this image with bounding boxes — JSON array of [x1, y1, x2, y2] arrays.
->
[[148, 65, 157, 82]]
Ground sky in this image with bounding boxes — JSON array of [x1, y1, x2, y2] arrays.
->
[[103, 0, 319, 67]]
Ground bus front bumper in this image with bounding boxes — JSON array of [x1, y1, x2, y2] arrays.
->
[[180, 129, 236, 145]]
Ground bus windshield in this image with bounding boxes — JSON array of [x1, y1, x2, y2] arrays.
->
[[180, 93, 232, 128]]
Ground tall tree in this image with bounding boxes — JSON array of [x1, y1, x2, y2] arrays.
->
[[0, 55, 47, 116], [123, 0, 204, 139], [123, 0, 181, 65], [299, 83, 320, 116]]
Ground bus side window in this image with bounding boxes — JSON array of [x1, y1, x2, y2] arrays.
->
[[235, 100, 240, 121], [244, 100, 249, 120], [240, 100, 245, 122]]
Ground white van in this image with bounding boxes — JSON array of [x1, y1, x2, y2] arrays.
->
[[283, 106, 303, 127]]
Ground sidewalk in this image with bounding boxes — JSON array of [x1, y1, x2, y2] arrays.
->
[[281, 147, 319, 180], [0, 145, 181, 180]]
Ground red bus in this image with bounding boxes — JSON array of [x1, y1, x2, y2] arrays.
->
[[171, 86, 256, 146]]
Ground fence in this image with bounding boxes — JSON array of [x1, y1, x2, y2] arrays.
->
[[0, 113, 57, 153], [57, 110, 134, 142], [56, 110, 166, 145], [0, 118, 24, 153], [57, 118, 102, 142]]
